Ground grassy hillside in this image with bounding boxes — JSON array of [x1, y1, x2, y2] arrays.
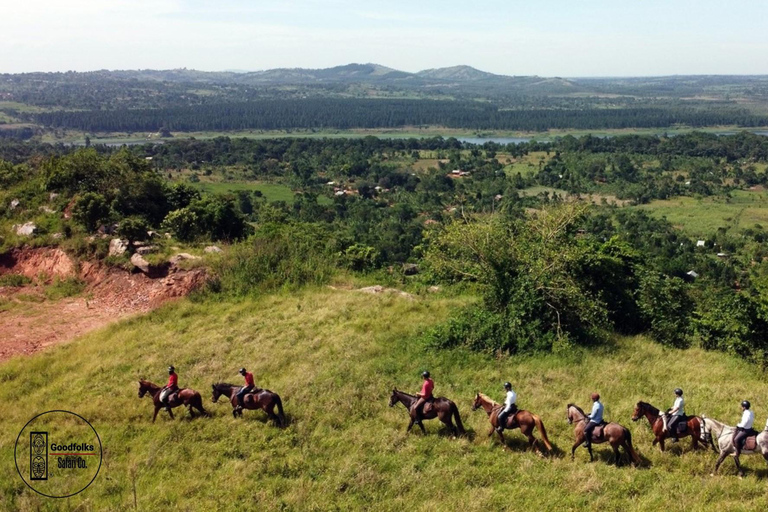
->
[[1, 288, 768, 511]]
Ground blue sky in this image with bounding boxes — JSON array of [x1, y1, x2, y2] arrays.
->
[[2, 0, 767, 76]]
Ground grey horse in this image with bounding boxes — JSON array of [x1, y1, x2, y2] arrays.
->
[[700, 415, 768, 477]]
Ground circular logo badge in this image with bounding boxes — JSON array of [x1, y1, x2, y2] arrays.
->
[[14, 410, 102, 498]]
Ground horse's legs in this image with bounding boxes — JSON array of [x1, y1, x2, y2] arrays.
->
[[659, 437, 665, 452], [734, 455, 744, 478], [418, 420, 426, 434], [406, 419, 415, 433], [152, 406, 160, 423], [571, 436, 584, 460], [612, 443, 622, 467], [713, 452, 728, 475], [488, 426, 496, 437]]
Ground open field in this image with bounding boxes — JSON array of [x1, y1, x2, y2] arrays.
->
[[637, 189, 768, 237], [2, 288, 768, 511]]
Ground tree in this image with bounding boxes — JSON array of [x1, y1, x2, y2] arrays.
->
[[72, 192, 111, 232]]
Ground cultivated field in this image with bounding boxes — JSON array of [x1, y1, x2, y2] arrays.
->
[[2, 288, 767, 511]]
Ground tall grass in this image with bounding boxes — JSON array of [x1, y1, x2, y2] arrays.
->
[[1, 290, 768, 511]]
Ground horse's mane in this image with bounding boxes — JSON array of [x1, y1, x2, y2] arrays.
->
[[213, 382, 236, 389], [478, 392, 499, 406], [636, 401, 659, 414], [703, 416, 730, 429], [139, 379, 159, 388], [567, 403, 586, 416]]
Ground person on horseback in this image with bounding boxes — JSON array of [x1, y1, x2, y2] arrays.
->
[[666, 388, 685, 443], [496, 382, 518, 434], [159, 366, 179, 411], [412, 371, 434, 421], [733, 400, 756, 457], [236, 367, 256, 412], [584, 392, 604, 449]]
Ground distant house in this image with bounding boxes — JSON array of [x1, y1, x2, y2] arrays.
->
[[686, 270, 699, 279], [696, 240, 706, 247], [717, 252, 729, 258]]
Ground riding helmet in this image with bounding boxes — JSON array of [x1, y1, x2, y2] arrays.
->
[[674, 388, 683, 396], [742, 400, 751, 409], [168, 365, 175, 373], [504, 382, 512, 390], [239, 368, 246, 375], [591, 392, 600, 401], [422, 371, 430, 378]]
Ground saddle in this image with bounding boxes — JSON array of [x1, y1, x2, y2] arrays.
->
[[744, 435, 758, 451], [590, 421, 608, 442], [422, 398, 436, 415]]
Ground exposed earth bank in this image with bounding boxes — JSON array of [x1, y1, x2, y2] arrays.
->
[[0, 247, 206, 361]]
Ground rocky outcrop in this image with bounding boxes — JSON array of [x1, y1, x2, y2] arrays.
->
[[13, 222, 36, 236], [108, 239, 128, 257]]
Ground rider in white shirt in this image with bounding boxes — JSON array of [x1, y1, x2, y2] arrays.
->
[[666, 388, 685, 442], [733, 400, 756, 456], [496, 382, 518, 434]]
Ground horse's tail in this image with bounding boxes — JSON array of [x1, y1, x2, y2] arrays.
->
[[624, 427, 641, 465], [451, 402, 465, 435], [533, 413, 553, 451], [275, 394, 286, 428]]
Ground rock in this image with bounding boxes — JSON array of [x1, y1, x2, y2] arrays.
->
[[51, 232, 64, 240], [49, 193, 59, 202], [130, 253, 151, 273], [402, 263, 419, 276], [136, 245, 159, 256], [204, 245, 223, 254], [357, 285, 414, 300], [428, 286, 441, 293], [10, 199, 20, 210], [109, 239, 128, 257], [39, 206, 56, 214], [14, 222, 36, 236], [169, 253, 200, 266]]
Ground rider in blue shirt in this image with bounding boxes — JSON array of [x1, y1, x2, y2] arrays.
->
[[584, 392, 603, 449]]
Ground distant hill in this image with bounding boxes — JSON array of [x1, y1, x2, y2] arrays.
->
[[416, 65, 501, 81]]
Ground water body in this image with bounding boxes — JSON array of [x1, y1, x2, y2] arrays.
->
[[458, 130, 768, 146]]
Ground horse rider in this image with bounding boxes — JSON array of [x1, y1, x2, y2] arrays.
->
[[733, 400, 756, 457], [496, 382, 518, 434], [159, 365, 179, 411], [236, 367, 256, 412], [412, 371, 434, 421], [665, 388, 685, 442], [584, 392, 604, 449]]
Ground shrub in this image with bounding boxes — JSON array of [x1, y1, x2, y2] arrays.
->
[[637, 270, 693, 348], [72, 192, 112, 232]]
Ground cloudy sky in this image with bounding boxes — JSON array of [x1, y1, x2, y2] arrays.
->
[[3, 0, 767, 76]]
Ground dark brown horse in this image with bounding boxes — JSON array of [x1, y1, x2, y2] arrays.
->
[[138, 379, 207, 422], [211, 383, 285, 427], [567, 403, 640, 466], [472, 392, 553, 453], [389, 388, 465, 436], [631, 401, 701, 452]]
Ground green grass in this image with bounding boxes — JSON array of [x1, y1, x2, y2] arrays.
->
[[637, 189, 768, 237], [1, 288, 768, 510], [193, 181, 333, 205]]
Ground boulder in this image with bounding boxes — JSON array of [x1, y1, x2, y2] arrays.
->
[[204, 245, 223, 254], [14, 222, 36, 236], [130, 253, 151, 273], [109, 239, 128, 257], [136, 245, 159, 256], [10, 199, 20, 210], [169, 253, 201, 266]]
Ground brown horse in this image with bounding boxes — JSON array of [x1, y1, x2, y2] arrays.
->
[[567, 403, 640, 466], [631, 401, 701, 452], [472, 393, 553, 453], [137, 379, 207, 422], [211, 383, 286, 427], [388, 388, 465, 436]]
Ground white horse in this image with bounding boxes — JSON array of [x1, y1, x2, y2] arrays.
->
[[700, 415, 768, 477]]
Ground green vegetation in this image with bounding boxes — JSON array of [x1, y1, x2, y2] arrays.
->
[[2, 290, 768, 510]]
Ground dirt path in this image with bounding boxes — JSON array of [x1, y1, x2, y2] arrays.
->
[[0, 248, 206, 362]]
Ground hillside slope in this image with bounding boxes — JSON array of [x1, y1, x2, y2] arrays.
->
[[1, 289, 767, 511]]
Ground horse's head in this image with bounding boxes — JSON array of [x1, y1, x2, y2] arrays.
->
[[138, 380, 147, 398], [389, 389, 399, 407], [472, 393, 482, 411], [699, 415, 713, 445], [631, 401, 643, 422], [211, 384, 223, 403]]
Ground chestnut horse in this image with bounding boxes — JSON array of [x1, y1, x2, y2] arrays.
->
[[472, 393, 553, 453], [211, 383, 285, 427], [631, 401, 701, 452], [388, 389, 465, 436], [567, 403, 640, 466], [137, 379, 207, 422]]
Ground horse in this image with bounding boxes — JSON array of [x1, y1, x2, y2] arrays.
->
[[631, 401, 701, 452], [472, 392, 553, 453], [211, 383, 286, 427], [566, 403, 640, 466], [388, 388, 465, 436], [700, 415, 768, 477], [137, 379, 207, 422]]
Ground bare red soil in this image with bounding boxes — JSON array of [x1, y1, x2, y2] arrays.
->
[[0, 248, 206, 361]]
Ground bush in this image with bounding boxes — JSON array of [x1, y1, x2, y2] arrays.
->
[[117, 217, 151, 243], [637, 270, 693, 348], [72, 192, 112, 232]]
